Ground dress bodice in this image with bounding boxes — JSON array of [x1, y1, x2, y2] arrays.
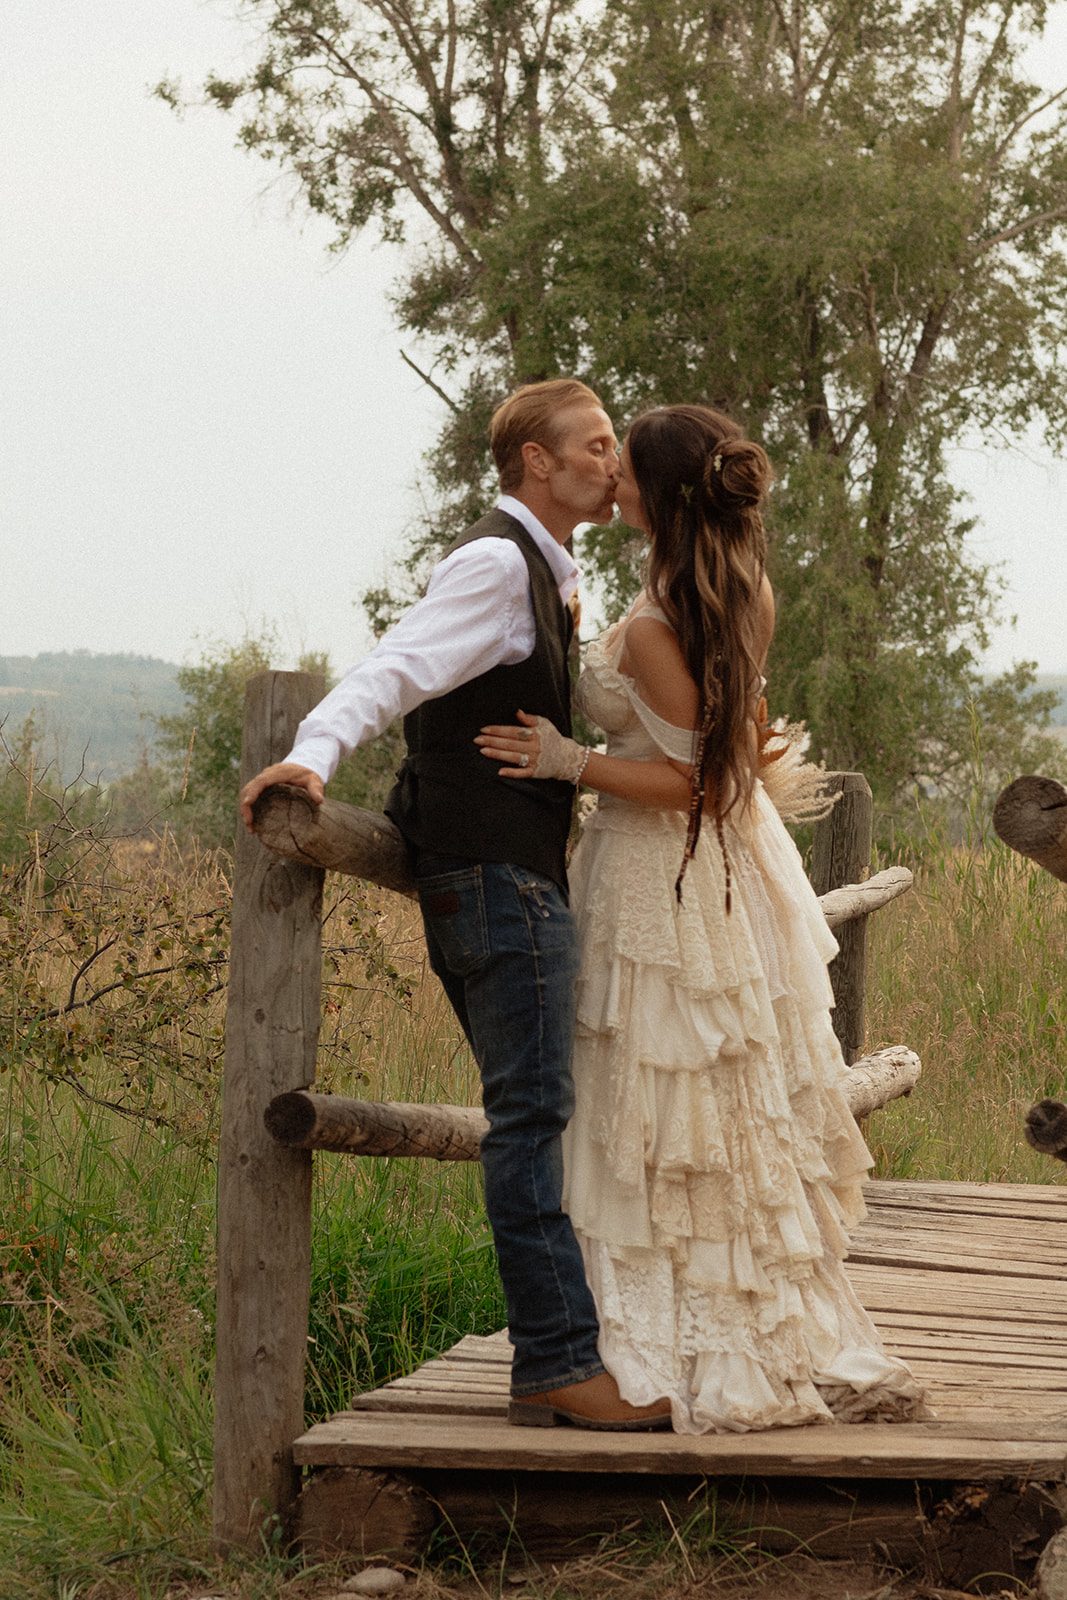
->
[[575, 603, 698, 768]]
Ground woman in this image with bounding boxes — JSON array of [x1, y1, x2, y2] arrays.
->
[[476, 404, 926, 1434]]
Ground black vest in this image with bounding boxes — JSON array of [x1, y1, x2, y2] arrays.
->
[[384, 508, 574, 891]]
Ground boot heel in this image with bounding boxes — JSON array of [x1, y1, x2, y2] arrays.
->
[[508, 1400, 559, 1427]]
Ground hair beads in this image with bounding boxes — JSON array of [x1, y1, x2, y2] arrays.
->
[[674, 703, 731, 912]]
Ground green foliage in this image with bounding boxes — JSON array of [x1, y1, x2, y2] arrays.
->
[[0, 716, 114, 898], [327, 715, 407, 815], [153, 632, 282, 849], [0, 770, 230, 1144], [306, 1157, 502, 1413], [0, 1078, 216, 1597], [177, 0, 1067, 807], [0, 713, 55, 866], [153, 630, 405, 847], [0, 885, 500, 1596], [0, 744, 420, 1149]]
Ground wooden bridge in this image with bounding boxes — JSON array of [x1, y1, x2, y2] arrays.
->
[[294, 1177, 1067, 1589], [216, 673, 1067, 1591]]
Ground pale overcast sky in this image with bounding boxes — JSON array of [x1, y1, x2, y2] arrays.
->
[[4, 2, 1067, 676]]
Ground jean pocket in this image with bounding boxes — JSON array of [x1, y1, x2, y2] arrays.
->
[[418, 865, 489, 976], [512, 866, 558, 921]]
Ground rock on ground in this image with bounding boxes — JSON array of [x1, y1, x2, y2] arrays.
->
[[340, 1567, 408, 1596], [1039, 1527, 1067, 1600]]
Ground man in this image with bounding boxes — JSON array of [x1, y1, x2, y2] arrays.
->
[[240, 379, 670, 1430]]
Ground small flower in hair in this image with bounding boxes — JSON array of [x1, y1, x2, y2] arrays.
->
[[713, 453, 723, 473]]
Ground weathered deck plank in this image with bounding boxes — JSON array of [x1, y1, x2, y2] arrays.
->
[[865, 1177, 1067, 1211], [295, 1409, 1066, 1478], [296, 1178, 1067, 1476]]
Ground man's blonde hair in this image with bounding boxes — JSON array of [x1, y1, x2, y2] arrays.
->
[[490, 379, 604, 492]]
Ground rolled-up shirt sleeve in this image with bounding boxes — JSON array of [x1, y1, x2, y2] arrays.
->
[[286, 537, 536, 783]]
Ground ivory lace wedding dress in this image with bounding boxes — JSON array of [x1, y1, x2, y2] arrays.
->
[[562, 607, 926, 1434]]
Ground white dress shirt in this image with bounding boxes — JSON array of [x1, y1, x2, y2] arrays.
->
[[286, 496, 580, 783]]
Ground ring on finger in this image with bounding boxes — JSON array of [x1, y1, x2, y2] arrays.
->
[[519, 753, 529, 768], [518, 728, 533, 741]]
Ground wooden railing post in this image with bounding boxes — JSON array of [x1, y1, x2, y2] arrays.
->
[[810, 772, 873, 1065], [213, 670, 325, 1550]]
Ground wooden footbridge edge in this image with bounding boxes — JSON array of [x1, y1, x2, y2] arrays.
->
[[290, 1455, 1066, 1593], [286, 1174, 1067, 1590]]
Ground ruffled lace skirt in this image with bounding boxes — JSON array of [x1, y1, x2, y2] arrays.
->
[[562, 785, 926, 1434]]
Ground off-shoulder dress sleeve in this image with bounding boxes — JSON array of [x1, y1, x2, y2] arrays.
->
[[623, 690, 698, 765], [609, 600, 699, 765]]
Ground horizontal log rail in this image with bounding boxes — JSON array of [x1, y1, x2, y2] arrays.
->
[[265, 1047, 921, 1158], [250, 785, 912, 930], [265, 1092, 486, 1161], [251, 785, 417, 897], [818, 867, 912, 928]]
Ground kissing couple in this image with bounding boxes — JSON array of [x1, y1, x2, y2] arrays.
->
[[240, 380, 926, 1434]]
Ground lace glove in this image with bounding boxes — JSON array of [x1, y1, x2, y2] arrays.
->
[[476, 714, 591, 784], [526, 717, 587, 782]]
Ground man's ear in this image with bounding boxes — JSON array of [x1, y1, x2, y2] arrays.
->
[[520, 440, 554, 482]]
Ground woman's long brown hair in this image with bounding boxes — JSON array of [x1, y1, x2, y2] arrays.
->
[[626, 405, 772, 904]]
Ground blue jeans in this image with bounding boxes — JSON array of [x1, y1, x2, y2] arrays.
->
[[416, 856, 605, 1396]]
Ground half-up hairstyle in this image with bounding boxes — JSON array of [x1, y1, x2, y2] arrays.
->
[[626, 405, 772, 903]]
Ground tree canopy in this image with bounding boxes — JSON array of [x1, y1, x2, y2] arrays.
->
[[165, 0, 1067, 808]]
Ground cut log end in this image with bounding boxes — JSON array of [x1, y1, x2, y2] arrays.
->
[[296, 1466, 436, 1559], [842, 1045, 921, 1120], [993, 775, 1067, 883], [1025, 1098, 1067, 1162], [250, 785, 417, 898], [263, 1090, 319, 1146], [818, 866, 912, 930]]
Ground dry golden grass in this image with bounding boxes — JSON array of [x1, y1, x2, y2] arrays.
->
[[865, 840, 1067, 1183]]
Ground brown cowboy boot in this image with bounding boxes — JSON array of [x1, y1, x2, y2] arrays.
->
[[509, 1371, 672, 1431]]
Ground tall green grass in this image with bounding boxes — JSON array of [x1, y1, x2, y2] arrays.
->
[[0, 1076, 217, 1596]]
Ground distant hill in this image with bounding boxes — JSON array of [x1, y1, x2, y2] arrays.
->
[[0, 651, 184, 784]]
